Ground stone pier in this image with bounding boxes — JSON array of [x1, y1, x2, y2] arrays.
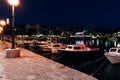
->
[[0, 41, 97, 80]]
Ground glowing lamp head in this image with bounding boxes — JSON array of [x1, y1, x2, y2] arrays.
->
[[0, 20, 6, 27], [8, 0, 19, 6]]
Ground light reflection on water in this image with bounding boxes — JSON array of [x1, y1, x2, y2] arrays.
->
[[81, 39, 114, 51]]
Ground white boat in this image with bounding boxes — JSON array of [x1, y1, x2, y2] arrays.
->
[[58, 44, 100, 61], [38, 43, 66, 54], [104, 47, 120, 64], [60, 44, 99, 51], [37, 44, 50, 52], [49, 43, 66, 54]]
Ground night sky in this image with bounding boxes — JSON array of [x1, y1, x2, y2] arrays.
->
[[1, 0, 120, 28]]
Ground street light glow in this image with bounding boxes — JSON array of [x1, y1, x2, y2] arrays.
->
[[0, 20, 6, 27], [8, 0, 19, 6]]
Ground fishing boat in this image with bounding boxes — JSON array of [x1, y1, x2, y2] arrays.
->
[[104, 47, 120, 64], [58, 44, 100, 61]]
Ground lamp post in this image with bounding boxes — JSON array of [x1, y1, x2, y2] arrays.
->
[[5, 0, 20, 58], [8, 0, 19, 49]]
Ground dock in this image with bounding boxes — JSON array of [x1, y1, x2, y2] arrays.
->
[[0, 41, 97, 80]]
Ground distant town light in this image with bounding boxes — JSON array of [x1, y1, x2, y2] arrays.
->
[[6, 18, 10, 25]]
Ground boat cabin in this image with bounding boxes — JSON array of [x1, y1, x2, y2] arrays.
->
[[109, 48, 120, 53], [65, 44, 90, 51]]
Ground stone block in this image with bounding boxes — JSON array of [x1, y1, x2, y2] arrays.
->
[[5, 48, 20, 58]]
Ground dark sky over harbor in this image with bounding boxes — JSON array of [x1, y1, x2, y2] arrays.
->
[[1, 0, 120, 28]]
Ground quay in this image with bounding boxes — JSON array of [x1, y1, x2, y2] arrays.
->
[[0, 41, 97, 80]]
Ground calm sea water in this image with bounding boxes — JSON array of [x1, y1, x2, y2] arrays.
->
[[26, 38, 120, 80]]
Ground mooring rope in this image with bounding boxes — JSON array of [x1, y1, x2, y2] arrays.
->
[[81, 56, 106, 66], [90, 58, 107, 76]]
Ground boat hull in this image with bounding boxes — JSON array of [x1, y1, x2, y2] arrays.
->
[[105, 54, 120, 64], [58, 50, 101, 61], [41, 47, 59, 54]]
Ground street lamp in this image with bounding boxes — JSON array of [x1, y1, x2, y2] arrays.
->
[[5, 0, 20, 58], [8, 0, 19, 49]]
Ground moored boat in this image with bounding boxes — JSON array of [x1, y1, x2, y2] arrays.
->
[[38, 43, 66, 54], [58, 44, 100, 61], [104, 47, 120, 64]]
